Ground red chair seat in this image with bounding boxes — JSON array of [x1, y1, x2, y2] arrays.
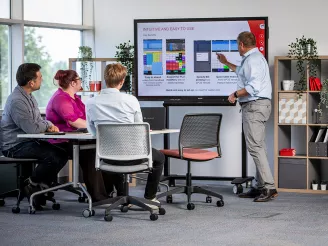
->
[[160, 148, 219, 161]]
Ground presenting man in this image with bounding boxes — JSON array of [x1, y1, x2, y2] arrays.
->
[[86, 63, 164, 209], [217, 31, 277, 202], [1, 63, 68, 205]]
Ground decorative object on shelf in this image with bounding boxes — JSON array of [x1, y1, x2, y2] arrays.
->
[[279, 148, 296, 156], [320, 181, 327, 190], [288, 36, 319, 91], [312, 180, 318, 190], [115, 40, 134, 94], [317, 79, 328, 122], [78, 46, 94, 90], [279, 93, 306, 124], [282, 80, 295, 91]]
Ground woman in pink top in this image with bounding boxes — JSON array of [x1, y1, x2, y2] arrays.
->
[[46, 70, 120, 202]]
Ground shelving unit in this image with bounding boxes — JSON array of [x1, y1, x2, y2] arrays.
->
[[68, 58, 135, 94], [274, 56, 328, 194]]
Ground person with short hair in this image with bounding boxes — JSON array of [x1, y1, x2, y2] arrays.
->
[[86, 63, 165, 208], [1, 63, 68, 207], [46, 69, 116, 202], [217, 31, 277, 202]]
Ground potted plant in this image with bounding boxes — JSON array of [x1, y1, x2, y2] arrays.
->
[[78, 46, 94, 90], [320, 180, 327, 190], [312, 180, 318, 190], [288, 36, 319, 91], [115, 40, 134, 93], [316, 79, 328, 122]]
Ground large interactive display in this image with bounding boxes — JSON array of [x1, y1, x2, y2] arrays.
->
[[134, 17, 268, 105]]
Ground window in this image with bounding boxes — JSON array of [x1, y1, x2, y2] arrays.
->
[[24, 27, 81, 107], [0, 0, 10, 18], [0, 25, 10, 109], [24, 0, 82, 25]]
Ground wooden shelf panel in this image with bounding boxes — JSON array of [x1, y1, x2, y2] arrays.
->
[[308, 157, 328, 160], [278, 155, 307, 159], [277, 123, 307, 126], [277, 188, 328, 194]]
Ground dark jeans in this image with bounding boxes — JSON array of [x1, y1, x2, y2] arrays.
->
[[2, 140, 68, 185], [106, 148, 164, 200], [54, 142, 122, 201]]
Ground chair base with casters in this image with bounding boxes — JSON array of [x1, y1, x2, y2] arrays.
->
[[91, 174, 165, 221], [0, 158, 58, 213], [157, 151, 225, 210]]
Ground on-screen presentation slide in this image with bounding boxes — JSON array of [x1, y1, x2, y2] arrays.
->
[[143, 39, 163, 75], [137, 20, 266, 97], [166, 39, 185, 74]]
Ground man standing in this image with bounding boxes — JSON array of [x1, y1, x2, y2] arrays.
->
[[217, 31, 277, 202], [1, 63, 68, 205], [86, 63, 164, 208]]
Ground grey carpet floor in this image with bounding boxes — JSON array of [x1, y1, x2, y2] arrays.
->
[[0, 183, 328, 246]]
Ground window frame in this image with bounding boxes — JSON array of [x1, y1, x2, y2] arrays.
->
[[0, 0, 94, 111]]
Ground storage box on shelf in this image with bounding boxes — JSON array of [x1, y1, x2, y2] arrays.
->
[[274, 56, 328, 194]]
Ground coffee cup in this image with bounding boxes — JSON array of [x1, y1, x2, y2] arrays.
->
[[282, 80, 291, 91]]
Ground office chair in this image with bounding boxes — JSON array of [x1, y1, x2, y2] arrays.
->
[[0, 156, 60, 213], [157, 113, 224, 210], [91, 123, 165, 222]]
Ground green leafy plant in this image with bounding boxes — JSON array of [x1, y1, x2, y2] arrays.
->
[[288, 36, 319, 91], [115, 40, 134, 93], [78, 46, 93, 90], [317, 79, 328, 121]]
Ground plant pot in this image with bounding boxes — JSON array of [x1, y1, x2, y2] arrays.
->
[[321, 184, 327, 190], [301, 44, 314, 56], [312, 184, 318, 190]]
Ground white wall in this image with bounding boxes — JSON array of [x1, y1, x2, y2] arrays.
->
[[93, 0, 328, 178]]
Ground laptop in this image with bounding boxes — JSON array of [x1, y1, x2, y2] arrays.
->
[[141, 107, 166, 130]]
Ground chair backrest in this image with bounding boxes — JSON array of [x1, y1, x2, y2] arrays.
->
[[179, 113, 222, 156], [96, 123, 152, 170]]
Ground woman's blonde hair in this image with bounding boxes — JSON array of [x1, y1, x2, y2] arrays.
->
[[104, 63, 127, 87]]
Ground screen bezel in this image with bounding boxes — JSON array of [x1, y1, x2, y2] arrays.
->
[[134, 17, 269, 104]]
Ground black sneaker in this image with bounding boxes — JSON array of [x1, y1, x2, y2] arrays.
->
[[23, 179, 46, 209]]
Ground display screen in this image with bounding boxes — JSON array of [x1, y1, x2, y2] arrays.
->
[[134, 17, 268, 105]]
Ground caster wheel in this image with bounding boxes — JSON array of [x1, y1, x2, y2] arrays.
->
[[104, 214, 113, 222], [28, 206, 35, 214], [78, 197, 86, 203], [12, 207, 20, 214], [82, 209, 92, 218], [150, 213, 158, 221], [91, 210, 95, 216], [206, 196, 212, 203], [187, 203, 195, 210], [166, 195, 173, 203], [233, 184, 243, 194], [120, 206, 129, 213], [52, 203, 60, 210], [47, 192, 55, 198], [217, 200, 224, 207], [158, 207, 166, 215], [0, 199, 5, 207]]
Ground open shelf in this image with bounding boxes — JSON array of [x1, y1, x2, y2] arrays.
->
[[275, 56, 328, 194]]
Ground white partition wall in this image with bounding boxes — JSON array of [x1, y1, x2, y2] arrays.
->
[[94, 0, 328, 177]]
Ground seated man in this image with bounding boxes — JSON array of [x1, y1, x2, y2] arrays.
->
[[1, 63, 68, 207], [85, 63, 164, 208]]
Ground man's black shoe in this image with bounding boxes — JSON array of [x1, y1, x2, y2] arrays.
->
[[238, 188, 262, 198], [24, 182, 46, 208], [253, 189, 278, 202]]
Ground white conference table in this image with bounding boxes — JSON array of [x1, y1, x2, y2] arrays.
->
[[17, 129, 179, 216]]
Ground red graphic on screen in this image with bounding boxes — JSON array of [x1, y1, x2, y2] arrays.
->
[[248, 20, 266, 56]]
